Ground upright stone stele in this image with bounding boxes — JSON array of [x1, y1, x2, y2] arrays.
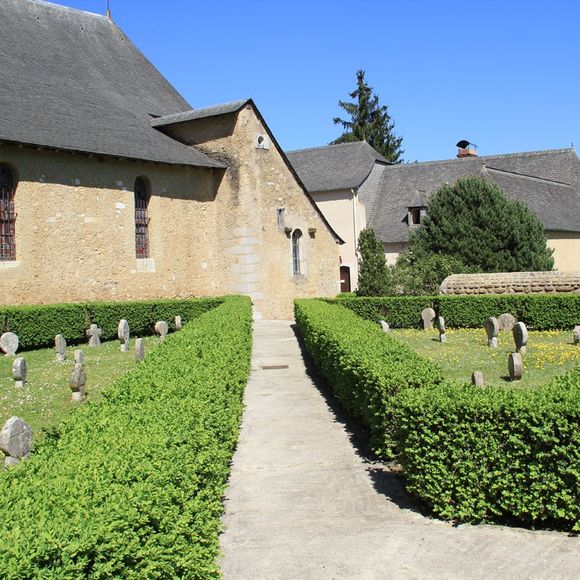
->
[[12, 357, 27, 388], [509, 352, 523, 381], [421, 308, 436, 331], [74, 349, 84, 365], [0, 332, 19, 357], [155, 321, 169, 341], [86, 324, 102, 348], [471, 371, 484, 387], [498, 313, 516, 332], [379, 320, 390, 333], [572, 325, 580, 345], [485, 317, 499, 348], [69, 363, 86, 403], [118, 319, 130, 353], [175, 315, 182, 331], [0, 416, 32, 468], [135, 338, 145, 362], [55, 334, 67, 363], [437, 316, 447, 343], [513, 322, 529, 354]]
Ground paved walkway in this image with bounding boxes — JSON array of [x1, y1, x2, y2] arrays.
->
[[220, 321, 579, 579]]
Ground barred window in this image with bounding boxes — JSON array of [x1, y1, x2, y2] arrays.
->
[[134, 177, 150, 259], [0, 166, 16, 261], [292, 229, 302, 275]]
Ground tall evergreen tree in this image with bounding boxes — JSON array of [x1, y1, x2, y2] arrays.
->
[[332, 69, 404, 163], [411, 176, 554, 272], [357, 228, 393, 296]]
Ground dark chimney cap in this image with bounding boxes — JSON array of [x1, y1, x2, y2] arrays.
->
[[456, 140, 471, 149]]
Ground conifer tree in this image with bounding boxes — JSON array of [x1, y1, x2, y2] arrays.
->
[[411, 176, 554, 272], [332, 70, 404, 163], [357, 228, 393, 295]]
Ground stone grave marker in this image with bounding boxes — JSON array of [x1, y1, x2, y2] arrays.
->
[[175, 315, 182, 331], [74, 349, 84, 365], [0, 332, 19, 357], [155, 321, 169, 341], [573, 325, 580, 345], [118, 319, 130, 353], [86, 324, 102, 348], [69, 362, 86, 403], [0, 416, 32, 468], [485, 317, 499, 348], [135, 338, 145, 362], [12, 357, 27, 388], [437, 316, 447, 343], [498, 313, 516, 332], [513, 322, 528, 353], [55, 334, 67, 363], [379, 320, 390, 333], [509, 352, 523, 381], [471, 371, 484, 387], [421, 308, 436, 330]]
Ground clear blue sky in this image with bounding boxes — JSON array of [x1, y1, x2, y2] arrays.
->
[[51, 0, 578, 162]]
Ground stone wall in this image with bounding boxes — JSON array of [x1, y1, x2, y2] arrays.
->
[[440, 271, 580, 295]]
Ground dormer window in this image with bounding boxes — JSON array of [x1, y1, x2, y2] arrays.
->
[[408, 206, 426, 226]]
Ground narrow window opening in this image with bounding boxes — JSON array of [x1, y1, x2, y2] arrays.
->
[[134, 177, 150, 259], [277, 207, 285, 230], [292, 229, 302, 275], [408, 206, 426, 226], [0, 166, 16, 261]]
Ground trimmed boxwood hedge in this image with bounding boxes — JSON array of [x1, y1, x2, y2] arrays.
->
[[0, 297, 222, 350], [0, 295, 252, 577], [295, 299, 445, 458], [330, 294, 580, 330], [296, 298, 580, 531]]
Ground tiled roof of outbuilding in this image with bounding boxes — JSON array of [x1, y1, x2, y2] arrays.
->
[[369, 148, 580, 243], [287, 141, 389, 192], [0, 0, 224, 168]]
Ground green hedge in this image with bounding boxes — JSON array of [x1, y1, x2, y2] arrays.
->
[[0, 296, 252, 577], [295, 299, 445, 458], [396, 372, 580, 531], [0, 297, 222, 350], [330, 294, 580, 330]]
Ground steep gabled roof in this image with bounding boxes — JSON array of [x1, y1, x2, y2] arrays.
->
[[0, 0, 224, 168], [370, 148, 580, 243], [286, 141, 389, 192]]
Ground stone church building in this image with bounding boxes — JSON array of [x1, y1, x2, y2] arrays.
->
[[0, 0, 342, 319]]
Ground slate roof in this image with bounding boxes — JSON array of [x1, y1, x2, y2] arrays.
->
[[0, 0, 224, 168], [152, 99, 251, 127], [286, 141, 389, 192], [369, 148, 580, 243]]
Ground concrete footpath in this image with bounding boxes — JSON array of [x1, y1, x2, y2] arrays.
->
[[220, 320, 579, 579]]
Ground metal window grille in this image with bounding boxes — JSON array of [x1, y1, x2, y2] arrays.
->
[[134, 178, 150, 259], [292, 229, 302, 275], [0, 167, 16, 261]]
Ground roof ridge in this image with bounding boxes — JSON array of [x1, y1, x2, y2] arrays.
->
[[286, 141, 368, 154], [484, 166, 573, 187], [26, 0, 107, 19]]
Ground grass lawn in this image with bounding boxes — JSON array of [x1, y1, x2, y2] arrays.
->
[[391, 328, 580, 388], [0, 337, 159, 437]]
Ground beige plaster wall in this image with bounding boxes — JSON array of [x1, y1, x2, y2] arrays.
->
[[384, 242, 409, 265], [546, 231, 580, 272], [310, 189, 365, 290]]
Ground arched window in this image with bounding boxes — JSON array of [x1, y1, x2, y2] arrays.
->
[[134, 177, 150, 259], [292, 229, 302, 275], [0, 166, 16, 261]]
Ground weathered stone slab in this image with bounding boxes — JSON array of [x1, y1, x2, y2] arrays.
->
[[513, 322, 528, 353], [155, 321, 169, 340], [421, 308, 436, 330], [0, 332, 19, 357], [55, 334, 67, 363], [498, 313, 516, 332], [69, 362, 86, 403], [573, 325, 580, 345], [175, 315, 182, 331], [0, 416, 32, 466], [135, 338, 144, 362], [437, 316, 447, 343], [485, 317, 499, 348], [12, 357, 27, 388], [118, 319, 130, 353], [74, 349, 84, 365], [471, 371, 484, 387], [509, 352, 523, 381], [86, 324, 102, 347], [379, 320, 390, 333]]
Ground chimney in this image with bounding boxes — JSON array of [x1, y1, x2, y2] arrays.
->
[[456, 139, 478, 158]]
